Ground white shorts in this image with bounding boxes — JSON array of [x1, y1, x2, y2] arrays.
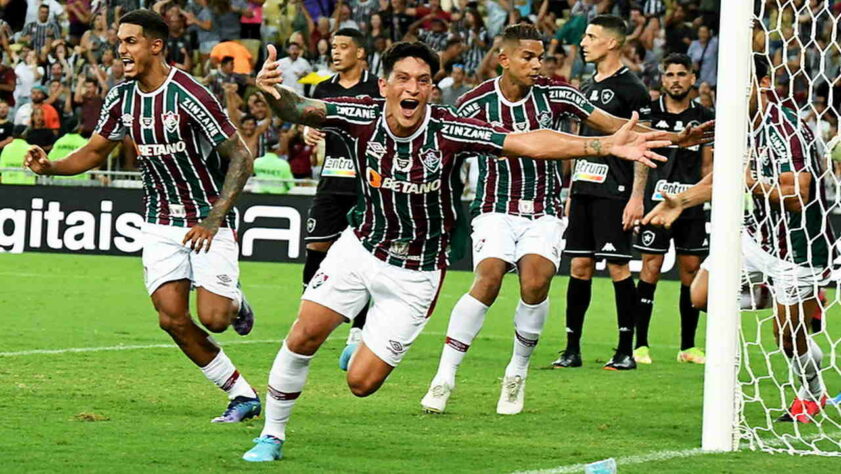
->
[[303, 229, 444, 367], [141, 223, 242, 305], [702, 233, 827, 306], [471, 213, 566, 271]]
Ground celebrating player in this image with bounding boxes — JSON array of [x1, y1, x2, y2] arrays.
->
[[644, 56, 832, 423], [242, 41, 672, 462], [24, 10, 262, 423], [421, 24, 713, 416], [632, 53, 714, 366], [301, 28, 382, 370]]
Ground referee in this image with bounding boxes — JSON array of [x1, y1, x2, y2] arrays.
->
[[301, 28, 381, 369]]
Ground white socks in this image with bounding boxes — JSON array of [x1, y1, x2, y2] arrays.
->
[[200, 349, 257, 400], [261, 341, 314, 440], [431, 294, 489, 388], [792, 338, 825, 401], [504, 299, 550, 379]]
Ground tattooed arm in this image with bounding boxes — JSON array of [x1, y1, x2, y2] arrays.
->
[[182, 132, 254, 252], [256, 44, 327, 128], [622, 161, 648, 230]]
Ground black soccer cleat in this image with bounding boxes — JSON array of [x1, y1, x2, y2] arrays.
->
[[604, 351, 637, 371], [551, 350, 582, 368]]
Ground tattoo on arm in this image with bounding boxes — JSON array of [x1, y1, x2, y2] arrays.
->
[[264, 85, 327, 128], [201, 133, 254, 229], [632, 161, 648, 198], [584, 139, 602, 156]]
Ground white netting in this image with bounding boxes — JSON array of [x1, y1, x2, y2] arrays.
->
[[737, 0, 841, 456]]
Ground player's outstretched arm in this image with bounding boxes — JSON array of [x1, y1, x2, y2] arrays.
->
[[256, 45, 327, 128], [642, 172, 713, 229], [24, 134, 117, 176], [502, 112, 672, 167], [746, 169, 811, 213], [585, 108, 715, 148], [183, 133, 254, 252]]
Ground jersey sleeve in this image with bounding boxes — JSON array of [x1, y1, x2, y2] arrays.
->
[[93, 86, 127, 142], [441, 114, 508, 157], [322, 96, 379, 129], [547, 82, 595, 120], [178, 79, 238, 145]]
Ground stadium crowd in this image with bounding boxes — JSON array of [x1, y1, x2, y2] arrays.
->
[[1, 0, 841, 193]]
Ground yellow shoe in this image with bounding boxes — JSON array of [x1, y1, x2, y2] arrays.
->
[[677, 347, 706, 364], [633, 346, 652, 364]]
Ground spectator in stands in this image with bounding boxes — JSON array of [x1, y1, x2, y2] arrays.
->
[[15, 85, 59, 130], [461, 8, 488, 76], [210, 38, 255, 75], [309, 16, 331, 57], [368, 34, 388, 78], [14, 49, 43, 108], [73, 77, 103, 137], [351, 0, 380, 30], [65, 0, 92, 46], [435, 37, 465, 81], [0, 125, 34, 185], [185, 0, 219, 74], [382, 0, 415, 42], [283, 125, 314, 180], [80, 10, 111, 67], [20, 5, 61, 62], [331, 0, 360, 32], [439, 63, 470, 106], [237, 0, 265, 40], [664, 4, 694, 55], [45, 79, 72, 123], [277, 41, 313, 96], [0, 54, 15, 109], [687, 24, 718, 88], [25, 107, 57, 153], [205, 56, 248, 105], [0, 100, 13, 151], [410, 16, 450, 52], [252, 139, 295, 194], [164, 7, 193, 72]]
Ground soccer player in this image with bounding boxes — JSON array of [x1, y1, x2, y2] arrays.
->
[[632, 53, 714, 366], [300, 28, 381, 370], [555, 15, 657, 371], [420, 23, 713, 416], [644, 56, 832, 423], [24, 10, 262, 423], [242, 41, 671, 462]]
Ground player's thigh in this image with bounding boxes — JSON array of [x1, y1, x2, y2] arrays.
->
[[302, 229, 372, 323], [345, 342, 395, 397], [592, 197, 633, 262], [306, 193, 354, 244], [515, 215, 565, 272], [142, 223, 192, 299], [677, 254, 702, 286], [151, 279, 192, 318], [471, 213, 518, 270], [287, 300, 348, 355], [563, 195, 597, 258], [191, 227, 241, 306], [361, 265, 445, 369], [690, 266, 710, 310], [516, 253, 558, 301]]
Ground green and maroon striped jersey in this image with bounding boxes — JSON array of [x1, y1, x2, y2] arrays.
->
[[746, 102, 833, 268], [322, 97, 508, 271], [456, 76, 595, 218], [94, 67, 239, 228]]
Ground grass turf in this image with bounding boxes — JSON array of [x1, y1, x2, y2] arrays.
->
[[1, 252, 839, 473]]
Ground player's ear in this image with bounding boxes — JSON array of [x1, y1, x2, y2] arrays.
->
[[151, 37, 165, 56], [378, 77, 387, 97]]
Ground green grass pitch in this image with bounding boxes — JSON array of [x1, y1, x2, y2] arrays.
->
[[1, 253, 839, 473]]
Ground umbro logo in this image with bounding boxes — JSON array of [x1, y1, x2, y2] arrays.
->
[[387, 340, 406, 354], [601, 243, 617, 252], [216, 274, 233, 286]]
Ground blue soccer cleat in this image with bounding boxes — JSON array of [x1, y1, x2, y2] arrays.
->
[[339, 343, 357, 371], [233, 285, 254, 336], [211, 395, 261, 423], [242, 435, 284, 462]]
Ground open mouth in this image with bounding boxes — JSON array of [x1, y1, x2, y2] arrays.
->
[[399, 99, 420, 118], [122, 58, 135, 73]]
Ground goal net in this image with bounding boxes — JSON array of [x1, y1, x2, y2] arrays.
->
[[736, 0, 841, 455]]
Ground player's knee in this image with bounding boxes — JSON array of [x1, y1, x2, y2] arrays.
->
[[158, 311, 191, 335], [569, 259, 593, 280], [286, 323, 326, 356], [519, 275, 551, 304], [641, 257, 663, 281], [306, 241, 332, 253], [606, 260, 630, 280], [346, 374, 381, 397], [473, 272, 503, 303]]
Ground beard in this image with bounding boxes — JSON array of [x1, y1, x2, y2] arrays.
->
[[666, 88, 690, 101]]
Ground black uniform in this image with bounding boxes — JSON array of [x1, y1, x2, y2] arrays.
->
[[565, 67, 649, 261], [306, 71, 381, 242], [634, 98, 714, 255]]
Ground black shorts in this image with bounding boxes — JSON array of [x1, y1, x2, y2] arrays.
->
[[564, 195, 632, 261], [634, 220, 709, 255], [306, 192, 356, 242]]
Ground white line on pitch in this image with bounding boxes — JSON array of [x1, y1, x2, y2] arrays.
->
[[0, 338, 283, 357]]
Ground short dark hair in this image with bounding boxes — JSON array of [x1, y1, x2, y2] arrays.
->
[[502, 23, 542, 44], [382, 41, 440, 78], [334, 28, 365, 49], [119, 9, 169, 42], [589, 14, 627, 43], [753, 54, 771, 80], [241, 114, 257, 124], [39, 4, 49, 10], [221, 56, 235, 66], [662, 52, 693, 71], [84, 77, 98, 86]]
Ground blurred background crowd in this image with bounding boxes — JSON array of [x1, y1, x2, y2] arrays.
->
[[0, 0, 840, 196]]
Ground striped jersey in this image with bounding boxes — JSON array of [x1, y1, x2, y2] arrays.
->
[[322, 97, 508, 271], [456, 76, 595, 218], [745, 102, 832, 267], [94, 67, 239, 228]]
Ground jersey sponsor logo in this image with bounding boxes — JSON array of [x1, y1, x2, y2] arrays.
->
[[538, 110, 553, 129], [639, 106, 651, 115], [335, 104, 377, 120], [366, 141, 386, 159], [182, 99, 223, 138], [420, 148, 442, 172], [137, 141, 187, 157], [641, 230, 656, 247], [121, 114, 134, 127], [766, 127, 789, 162], [441, 123, 493, 142], [601, 90, 615, 104], [460, 102, 481, 117], [141, 117, 154, 128], [367, 168, 442, 194], [572, 161, 609, 183], [322, 156, 357, 178], [652, 179, 693, 201], [549, 88, 590, 109], [162, 112, 180, 133]]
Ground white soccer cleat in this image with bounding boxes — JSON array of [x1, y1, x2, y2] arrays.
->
[[421, 383, 452, 414], [496, 375, 525, 415]]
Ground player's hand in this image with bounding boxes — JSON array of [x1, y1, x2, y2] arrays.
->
[[257, 45, 284, 99], [641, 193, 684, 230], [609, 112, 672, 168], [622, 195, 643, 232], [23, 145, 52, 174], [182, 222, 219, 253], [302, 126, 325, 146], [674, 120, 715, 148]]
